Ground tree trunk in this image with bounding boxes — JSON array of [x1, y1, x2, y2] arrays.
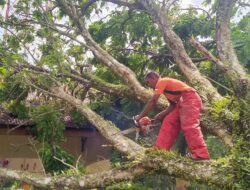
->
[[135, 0, 222, 102], [216, 0, 250, 97], [216, 0, 243, 74]]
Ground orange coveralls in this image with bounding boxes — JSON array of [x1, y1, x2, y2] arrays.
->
[[154, 78, 210, 159]]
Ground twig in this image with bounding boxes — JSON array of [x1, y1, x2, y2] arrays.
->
[[238, 1, 250, 7], [189, 36, 229, 73], [24, 78, 59, 98], [162, 0, 178, 10], [53, 156, 78, 173], [75, 154, 82, 171], [28, 137, 47, 176], [7, 120, 32, 134], [109, 107, 132, 120], [180, 7, 212, 20], [205, 76, 233, 93], [0, 26, 39, 64]]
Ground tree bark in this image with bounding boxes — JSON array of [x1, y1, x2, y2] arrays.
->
[[20, 63, 233, 147], [216, 0, 243, 75], [216, 0, 250, 97], [17, 63, 146, 102], [50, 84, 145, 159], [189, 37, 243, 92], [102, 0, 221, 101], [0, 165, 145, 189], [57, 0, 148, 99], [128, 0, 222, 102], [0, 152, 233, 189]]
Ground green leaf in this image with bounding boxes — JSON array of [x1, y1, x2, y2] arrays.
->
[[0, 0, 6, 6], [0, 67, 7, 75], [32, 10, 43, 20]]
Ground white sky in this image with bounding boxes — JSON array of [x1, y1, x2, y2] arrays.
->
[[181, 0, 205, 7]]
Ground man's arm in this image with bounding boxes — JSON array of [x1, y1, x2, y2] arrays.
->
[[135, 94, 160, 121], [152, 102, 176, 123]]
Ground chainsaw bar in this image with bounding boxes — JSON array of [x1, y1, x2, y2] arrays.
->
[[120, 123, 160, 141]]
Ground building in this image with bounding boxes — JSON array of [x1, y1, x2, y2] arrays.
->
[[0, 111, 112, 174]]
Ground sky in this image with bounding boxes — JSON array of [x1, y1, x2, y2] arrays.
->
[[181, 0, 205, 7]]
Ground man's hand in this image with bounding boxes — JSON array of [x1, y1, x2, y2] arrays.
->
[[135, 94, 160, 122], [134, 115, 142, 122], [153, 103, 176, 123]]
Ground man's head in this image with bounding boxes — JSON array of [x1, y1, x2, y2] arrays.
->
[[144, 71, 160, 89]]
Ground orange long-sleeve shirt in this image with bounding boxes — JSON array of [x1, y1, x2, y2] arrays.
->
[[154, 77, 194, 102]]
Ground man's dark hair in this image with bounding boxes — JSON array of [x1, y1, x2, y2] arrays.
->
[[144, 71, 160, 80]]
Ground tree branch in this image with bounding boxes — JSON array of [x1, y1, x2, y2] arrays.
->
[[180, 7, 212, 20], [189, 36, 250, 97], [81, 0, 99, 14], [18, 63, 139, 101], [164, 0, 178, 10], [114, 48, 208, 63], [49, 83, 145, 158], [102, 0, 144, 10], [189, 37, 230, 73], [238, 1, 250, 7], [0, 152, 234, 189], [57, 0, 148, 98], [125, 0, 223, 103]]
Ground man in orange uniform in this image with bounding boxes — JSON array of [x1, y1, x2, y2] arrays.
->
[[135, 71, 210, 160]]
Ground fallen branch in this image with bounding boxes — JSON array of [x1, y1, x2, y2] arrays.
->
[[0, 151, 233, 189]]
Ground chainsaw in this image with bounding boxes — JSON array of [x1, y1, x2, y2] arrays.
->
[[120, 116, 160, 141]]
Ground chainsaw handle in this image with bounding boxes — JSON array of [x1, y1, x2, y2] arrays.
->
[[132, 116, 139, 127]]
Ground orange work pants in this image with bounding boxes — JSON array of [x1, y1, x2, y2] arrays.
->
[[154, 91, 210, 159]]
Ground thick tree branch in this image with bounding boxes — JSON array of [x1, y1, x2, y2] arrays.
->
[[57, 0, 148, 99], [17, 63, 140, 101], [162, 0, 177, 10], [0, 152, 234, 189], [190, 37, 250, 95], [238, 1, 250, 7], [0, 165, 145, 189], [189, 36, 245, 92], [216, 0, 242, 70], [23, 78, 146, 157], [81, 0, 99, 14], [5, 54, 233, 148], [50, 83, 145, 158], [190, 37, 228, 73], [120, 0, 223, 103], [216, 0, 250, 96], [201, 116, 233, 147]]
